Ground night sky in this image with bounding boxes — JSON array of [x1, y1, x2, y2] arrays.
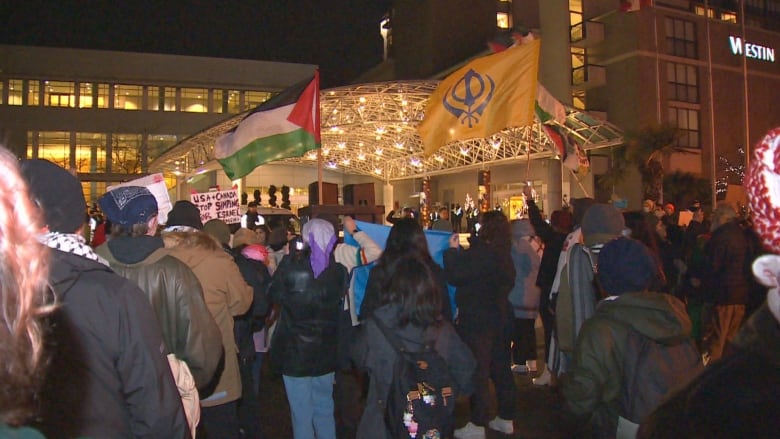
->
[[0, 0, 392, 88]]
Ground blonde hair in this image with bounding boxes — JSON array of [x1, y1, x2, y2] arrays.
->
[[0, 147, 53, 426]]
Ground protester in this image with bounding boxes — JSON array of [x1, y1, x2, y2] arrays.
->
[[241, 201, 261, 230], [351, 257, 476, 439], [508, 219, 542, 374], [444, 211, 516, 439], [361, 218, 452, 322], [162, 200, 254, 438], [701, 202, 752, 362], [268, 219, 348, 439], [431, 206, 453, 232], [0, 149, 53, 438], [96, 187, 223, 391], [562, 237, 701, 438], [638, 126, 780, 438], [21, 159, 189, 438]]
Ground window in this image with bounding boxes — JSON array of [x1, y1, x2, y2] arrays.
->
[[569, 0, 584, 43], [665, 18, 697, 59], [497, 12, 510, 29], [82, 182, 107, 204], [75, 132, 107, 172], [27, 80, 40, 106], [44, 81, 75, 107], [181, 88, 208, 113], [112, 134, 143, 174], [667, 62, 698, 103], [211, 89, 224, 113], [572, 90, 586, 110], [145, 86, 160, 111], [79, 83, 94, 108], [8, 80, 22, 105], [668, 107, 699, 148], [114, 84, 143, 110], [96, 84, 109, 108], [163, 87, 176, 111], [571, 47, 587, 85], [244, 91, 272, 110], [147, 134, 179, 162], [227, 90, 241, 113], [37, 131, 71, 167]]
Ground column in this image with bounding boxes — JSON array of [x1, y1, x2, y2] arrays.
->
[[383, 183, 393, 224], [546, 158, 563, 212]]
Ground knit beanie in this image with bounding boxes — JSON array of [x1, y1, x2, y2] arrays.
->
[[597, 237, 658, 295], [98, 186, 158, 227], [745, 127, 780, 322], [166, 200, 203, 230], [581, 203, 626, 247], [203, 219, 231, 246], [511, 219, 535, 238], [19, 159, 86, 233]]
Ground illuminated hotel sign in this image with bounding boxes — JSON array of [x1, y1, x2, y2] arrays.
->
[[729, 36, 775, 63]]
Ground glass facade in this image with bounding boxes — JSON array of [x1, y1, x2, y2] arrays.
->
[[75, 133, 107, 172], [112, 134, 143, 174], [37, 131, 70, 167], [147, 134, 179, 162]]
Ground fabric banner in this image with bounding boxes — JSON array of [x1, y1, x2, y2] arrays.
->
[[345, 221, 457, 319], [215, 71, 320, 180], [190, 189, 241, 224], [418, 39, 541, 156]]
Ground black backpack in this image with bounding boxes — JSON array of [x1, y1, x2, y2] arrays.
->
[[373, 317, 455, 439], [619, 327, 702, 424]]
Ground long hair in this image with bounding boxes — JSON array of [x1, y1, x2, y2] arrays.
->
[[477, 210, 512, 254], [380, 256, 442, 328], [0, 147, 52, 426]]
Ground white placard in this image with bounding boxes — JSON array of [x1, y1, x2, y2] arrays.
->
[[191, 189, 241, 225]]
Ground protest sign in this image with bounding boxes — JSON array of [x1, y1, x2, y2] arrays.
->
[[191, 189, 241, 224]]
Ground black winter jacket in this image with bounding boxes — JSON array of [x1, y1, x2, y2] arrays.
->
[[36, 250, 188, 439], [268, 251, 348, 377], [703, 220, 751, 305]]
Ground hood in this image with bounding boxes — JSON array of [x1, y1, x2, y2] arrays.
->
[[595, 292, 692, 344], [105, 235, 165, 264], [163, 230, 226, 268], [48, 250, 113, 299]]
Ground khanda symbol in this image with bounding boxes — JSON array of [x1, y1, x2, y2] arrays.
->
[[442, 69, 495, 128]]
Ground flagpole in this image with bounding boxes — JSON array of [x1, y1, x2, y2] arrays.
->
[[317, 148, 323, 205], [705, 0, 718, 209], [740, 0, 750, 169]]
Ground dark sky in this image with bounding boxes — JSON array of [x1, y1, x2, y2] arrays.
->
[[0, 0, 392, 88]]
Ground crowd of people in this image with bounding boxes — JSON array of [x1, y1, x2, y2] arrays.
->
[[2, 129, 780, 439]]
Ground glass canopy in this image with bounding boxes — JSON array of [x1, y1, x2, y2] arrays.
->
[[149, 80, 624, 181]]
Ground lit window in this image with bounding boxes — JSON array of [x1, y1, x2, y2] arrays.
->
[[75, 132, 107, 172], [95, 84, 109, 109], [572, 90, 586, 110], [44, 81, 75, 107], [163, 87, 176, 111], [82, 181, 107, 205], [245, 91, 272, 109], [720, 12, 737, 23], [147, 86, 160, 111], [8, 79, 22, 106], [212, 89, 224, 113], [38, 131, 71, 166], [497, 12, 510, 29], [227, 90, 241, 113], [112, 134, 143, 173], [148, 134, 179, 162], [79, 83, 94, 108], [114, 84, 142, 110], [27, 80, 40, 106], [181, 87, 208, 113]]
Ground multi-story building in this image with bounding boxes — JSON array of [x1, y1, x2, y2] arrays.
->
[[0, 44, 315, 201], [367, 0, 780, 209]]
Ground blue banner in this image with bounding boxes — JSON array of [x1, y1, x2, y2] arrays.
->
[[346, 221, 457, 319]]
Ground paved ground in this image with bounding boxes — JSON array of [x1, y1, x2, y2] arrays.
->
[[256, 322, 578, 438]]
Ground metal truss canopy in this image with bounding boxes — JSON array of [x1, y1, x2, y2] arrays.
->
[[149, 81, 624, 181]]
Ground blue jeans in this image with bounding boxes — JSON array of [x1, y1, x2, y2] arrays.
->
[[283, 373, 336, 439]]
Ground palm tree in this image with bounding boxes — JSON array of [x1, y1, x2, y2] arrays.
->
[[599, 123, 690, 203]]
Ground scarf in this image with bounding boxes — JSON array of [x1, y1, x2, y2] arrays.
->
[[302, 219, 337, 278], [38, 232, 109, 266]]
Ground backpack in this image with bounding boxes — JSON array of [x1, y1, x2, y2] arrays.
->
[[373, 317, 455, 439], [619, 327, 702, 424]]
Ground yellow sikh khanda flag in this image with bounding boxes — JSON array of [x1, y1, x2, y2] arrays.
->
[[418, 38, 541, 156]]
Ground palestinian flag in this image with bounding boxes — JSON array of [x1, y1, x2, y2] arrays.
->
[[215, 71, 320, 180]]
